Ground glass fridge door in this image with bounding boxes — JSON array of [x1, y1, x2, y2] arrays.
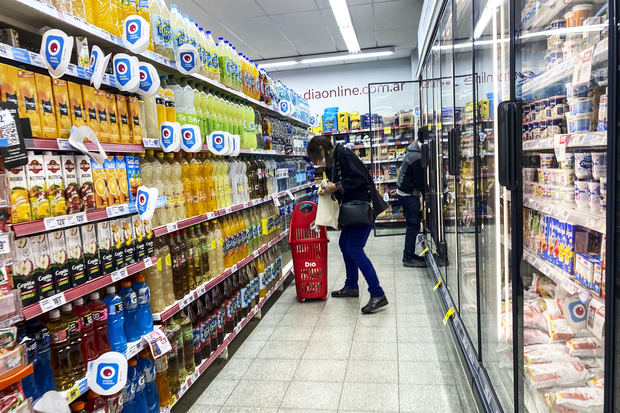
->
[[516, 0, 609, 410]]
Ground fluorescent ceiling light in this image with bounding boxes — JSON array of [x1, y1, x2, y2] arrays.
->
[[258, 60, 299, 69], [474, 0, 502, 39], [329, 0, 361, 53], [301, 50, 393, 64]]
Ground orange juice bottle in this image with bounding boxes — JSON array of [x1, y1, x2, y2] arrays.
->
[[104, 156, 120, 206], [67, 82, 86, 128], [91, 159, 108, 209], [17, 69, 42, 138], [106, 93, 120, 143], [128, 96, 143, 144], [179, 153, 194, 217], [94, 89, 110, 142], [114, 155, 130, 204], [191, 154, 206, 214], [115, 94, 131, 143], [155, 85, 166, 129], [81, 85, 99, 134], [52, 79, 71, 138], [35, 73, 58, 139]]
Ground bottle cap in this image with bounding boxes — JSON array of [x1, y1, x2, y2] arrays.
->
[[121, 281, 131, 287], [88, 390, 100, 398], [90, 292, 100, 300], [134, 274, 145, 282], [74, 297, 84, 306], [70, 401, 85, 412], [61, 303, 72, 312], [170, 3, 177, 8], [106, 286, 116, 294], [49, 309, 60, 319], [128, 359, 138, 366]]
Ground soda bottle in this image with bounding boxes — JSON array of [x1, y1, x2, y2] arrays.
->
[[138, 350, 159, 413], [86, 390, 109, 413], [206, 292, 217, 353], [143, 260, 164, 313], [118, 281, 140, 342], [150, 152, 168, 226], [130, 358, 149, 413], [174, 312, 195, 374], [176, 231, 190, 295], [88, 292, 111, 356], [188, 226, 203, 285], [256, 254, 266, 298], [168, 233, 184, 300], [121, 358, 137, 413], [163, 323, 180, 394], [70, 400, 86, 413], [160, 152, 175, 222], [171, 153, 186, 220], [216, 285, 226, 344], [26, 320, 56, 393], [197, 296, 210, 360], [102, 286, 127, 353], [169, 3, 185, 54], [155, 236, 175, 306], [102, 391, 123, 413], [167, 319, 186, 383], [60, 303, 86, 380], [154, 354, 172, 406], [182, 229, 196, 291], [71, 298, 98, 363], [223, 278, 233, 334], [241, 267, 251, 318], [187, 302, 201, 367], [17, 325, 41, 400], [47, 309, 73, 391], [133, 274, 154, 335]]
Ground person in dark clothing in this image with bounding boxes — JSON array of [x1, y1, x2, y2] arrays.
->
[[307, 135, 388, 314], [397, 138, 427, 267]]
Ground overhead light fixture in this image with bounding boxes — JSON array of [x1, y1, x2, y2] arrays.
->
[[329, 0, 361, 53], [257, 60, 299, 69], [473, 0, 502, 39], [302, 50, 393, 64]]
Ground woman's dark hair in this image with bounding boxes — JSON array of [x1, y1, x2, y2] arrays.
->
[[307, 135, 334, 164]]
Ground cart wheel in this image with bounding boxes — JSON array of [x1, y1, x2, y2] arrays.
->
[[298, 298, 304, 303], [322, 296, 327, 301]]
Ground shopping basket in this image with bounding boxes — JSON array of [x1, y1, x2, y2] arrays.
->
[[288, 201, 329, 302]]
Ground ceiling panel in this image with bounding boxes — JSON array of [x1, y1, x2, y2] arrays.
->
[[221, 16, 286, 43], [292, 38, 339, 54], [375, 27, 417, 47], [356, 31, 377, 49], [256, 0, 319, 15], [273, 10, 331, 41], [350, 4, 375, 31], [253, 40, 299, 59], [374, 0, 422, 30], [189, 0, 266, 19]]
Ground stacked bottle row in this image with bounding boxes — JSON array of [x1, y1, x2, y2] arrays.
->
[[159, 245, 282, 403], [143, 203, 282, 313], [140, 150, 310, 228], [19, 274, 154, 399]]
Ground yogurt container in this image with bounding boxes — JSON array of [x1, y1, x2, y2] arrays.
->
[[574, 179, 589, 209], [575, 151, 593, 179], [559, 153, 575, 170], [523, 167, 537, 182], [569, 97, 594, 115], [597, 93, 607, 131], [566, 82, 591, 98], [560, 186, 575, 204], [588, 179, 600, 211], [600, 176, 607, 211], [572, 4, 593, 26], [591, 151, 606, 179], [564, 11, 575, 27], [546, 118, 564, 135], [567, 113, 593, 133], [555, 169, 575, 186], [539, 153, 555, 168]]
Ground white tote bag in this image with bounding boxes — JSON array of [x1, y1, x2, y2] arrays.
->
[[316, 192, 340, 229]]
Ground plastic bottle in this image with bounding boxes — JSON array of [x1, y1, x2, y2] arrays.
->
[[170, 153, 186, 219], [169, 3, 185, 53], [149, 151, 168, 225], [119, 281, 141, 342], [217, 38, 228, 87], [88, 292, 111, 356], [186, 17, 196, 47], [190, 155, 206, 215], [158, 151, 175, 223], [157, 236, 175, 305], [187, 302, 201, 367], [167, 234, 184, 300], [133, 274, 154, 336], [149, 0, 164, 55], [138, 350, 159, 413], [60, 303, 86, 380], [188, 226, 203, 285], [101, 286, 127, 353], [154, 353, 172, 407], [158, 0, 174, 59], [47, 309, 73, 391], [70, 400, 86, 413], [71, 0, 86, 18], [160, 76, 176, 123], [95, 0, 118, 36], [70, 299, 98, 364], [121, 358, 136, 413], [86, 391, 109, 413], [130, 358, 149, 413], [166, 319, 185, 384], [174, 312, 195, 374], [167, 75, 184, 125]]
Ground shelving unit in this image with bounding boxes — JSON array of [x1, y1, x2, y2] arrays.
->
[[315, 124, 414, 137], [25, 138, 147, 154], [522, 131, 607, 151], [523, 194, 606, 233]]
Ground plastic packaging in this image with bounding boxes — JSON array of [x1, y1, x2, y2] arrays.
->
[[119, 281, 140, 342], [103, 285, 127, 353]]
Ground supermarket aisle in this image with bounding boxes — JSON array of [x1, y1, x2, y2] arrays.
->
[[185, 233, 476, 412]]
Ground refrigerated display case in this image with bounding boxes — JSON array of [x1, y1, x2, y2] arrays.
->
[[415, 0, 616, 410]]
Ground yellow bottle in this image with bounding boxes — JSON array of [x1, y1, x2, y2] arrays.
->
[[190, 154, 206, 215], [256, 253, 266, 298], [83, 0, 96, 24], [155, 85, 166, 129], [180, 153, 194, 218]]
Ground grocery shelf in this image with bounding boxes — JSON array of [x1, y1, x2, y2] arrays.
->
[[25, 138, 146, 154], [161, 260, 294, 412], [522, 131, 607, 151], [316, 124, 414, 136], [22, 256, 157, 319], [521, 37, 608, 96], [153, 230, 289, 323], [349, 139, 414, 150], [152, 182, 313, 237], [376, 218, 405, 223], [374, 179, 398, 184], [0, 363, 33, 391], [523, 247, 603, 304], [364, 159, 403, 165], [523, 195, 606, 233], [237, 148, 306, 157], [1, 0, 309, 127]]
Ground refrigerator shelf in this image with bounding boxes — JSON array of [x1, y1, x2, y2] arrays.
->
[[523, 196, 606, 233], [522, 131, 607, 151]]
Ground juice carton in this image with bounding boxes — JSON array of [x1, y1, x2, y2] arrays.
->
[[75, 155, 96, 211], [80, 223, 100, 280], [120, 215, 135, 266], [48, 229, 71, 293], [563, 223, 575, 274], [115, 94, 131, 143], [0, 64, 19, 108], [25, 152, 50, 220], [64, 226, 86, 287], [114, 155, 130, 204], [8, 166, 31, 223], [94, 89, 110, 142], [81, 85, 99, 134], [61, 155, 80, 214], [132, 215, 146, 261], [52, 79, 72, 138], [128, 96, 143, 144], [34, 73, 58, 138], [17, 69, 42, 137], [143, 217, 154, 256], [106, 92, 120, 143], [91, 159, 109, 209], [125, 155, 142, 203], [103, 156, 119, 206], [592, 257, 602, 295], [43, 152, 66, 217], [96, 220, 114, 274], [31, 234, 54, 298], [13, 236, 37, 306], [67, 81, 86, 128], [110, 218, 125, 269]]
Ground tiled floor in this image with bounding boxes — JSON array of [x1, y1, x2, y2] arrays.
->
[[183, 233, 476, 413]]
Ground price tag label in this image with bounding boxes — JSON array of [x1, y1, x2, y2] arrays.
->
[[206, 212, 215, 219], [106, 204, 130, 218], [44, 215, 68, 230], [383, 126, 392, 134], [143, 257, 154, 268], [180, 382, 188, 394], [286, 190, 295, 200], [111, 267, 128, 282], [142, 138, 160, 148], [66, 383, 81, 402], [143, 328, 172, 359], [40, 293, 67, 313], [197, 285, 206, 296], [234, 324, 242, 335], [231, 264, 237, 272], [65, 212, 87, 226], [273, 197, 280, 207], [224, 207, 232, 214], [0, 233, 10, 255], [56, 138, 73, 150], [166, 222, 178, 233], [554, 134, 570, 162], [572, 46, 595, 84]]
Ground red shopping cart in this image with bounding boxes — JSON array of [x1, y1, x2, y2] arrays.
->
[[288, 201, 329, 302]]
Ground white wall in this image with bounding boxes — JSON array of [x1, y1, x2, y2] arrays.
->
[[274, 57, 414, 117]]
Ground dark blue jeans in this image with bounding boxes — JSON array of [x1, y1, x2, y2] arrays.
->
[[398, 195, 422, 260], [339, 224, 385, 298]]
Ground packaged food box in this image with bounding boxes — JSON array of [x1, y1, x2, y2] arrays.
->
[[17, 69, 42, 137], [13, 237, 37, 306], [114, 156, 130, 204], [143, 217, 154, 256], [64, 226, 86, 287], [125, 155, 142, 203], [0, 64, 19, 108], [34, 73, 58, 139], [31, 234, 53, 298], [106, 92, 120, 143], [110, 218, 125, 270], [592, 260, 603, 295], [120, 215, 135, 266], [80, 223, 100, 281], [103, 156, 119, 206], [8, 166, 31, 223], [52, 78, 71, 138], [91, 159, 109, 209], [67, 81, 85, 128], [132, 215, 146, 261], [60, 155, 80, 215], [337, 112, 349, 131], [43, 153, 66, 217], [115, 94, 131, 143], [128, 96, 143, 144], [96, 220, 114, 274], [48, 230, 70, 293], [94, 89, 109, 142], [81, 84, 99, 134], [75, 155, 96, 211], [25, 152, 50, 220]]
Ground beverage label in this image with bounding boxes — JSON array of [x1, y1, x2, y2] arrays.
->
[[8, 166, 31, 224], [104, 157, 120, 206], [61, 155, 80, 215], [240, 287, 247, 309], [111, 219, 125, 270], [165, 253, 172, 267], [91, 159, 109, 209], [173, 28, 185, 49], [97, 221, 114, 273], [13, 236, 38, 306], [35, 73, 58, 138], [151, 14, 164, 46], [75, 155, 96, 212], [120, 216, 136, 266], [92, 308, 108, 323], [50, 328, 68, 344], [192, 326, 200, 351], [31, 234, 54, 298], [95, 89, 110, 142], [114, 156, 130, 204], [26, 152, 50, 220], [49, 230, 71, 292], [123, 291, 138, 311], [132, 215, 146, 260], [43, 153, 65, 217], [78, 311, 93, 330], [116, 95, 131, 142], [65, 226, 86, 286], [156, 257, 163, 271], [81, 223, 100, 280], [217, 308, 224, 330], [136, 285, 151, 305], [109, 301, 123, 316], [52, 78, 71, 138], [143, 218, 154, 256], [209, 316, 217, 337], [107, 93, 120, 143], [17, 69, 42, 137]]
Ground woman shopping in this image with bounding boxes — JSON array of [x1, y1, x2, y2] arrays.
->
[[307, 136, 388, 314]]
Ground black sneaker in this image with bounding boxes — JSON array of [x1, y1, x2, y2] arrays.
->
[[403, 257, 427, 267], [331, 287, 359, 298]]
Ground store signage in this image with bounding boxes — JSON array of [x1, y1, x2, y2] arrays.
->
[[89, 45, 110, 90], [176, 44, 200, 74], [123, 15, 150, 54], [138, 62, 160, 96], [113, 54, 140, 92], [87, 352, 128, 395], [40, 29, 73, 78]]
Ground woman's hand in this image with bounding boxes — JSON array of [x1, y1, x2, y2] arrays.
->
[[322, 182, 338, 194]]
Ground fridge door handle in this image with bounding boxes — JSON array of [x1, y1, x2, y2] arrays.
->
[[448, 128, 460, 176], [421, 142, 429, 168], [497, 101, 522, 190]]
